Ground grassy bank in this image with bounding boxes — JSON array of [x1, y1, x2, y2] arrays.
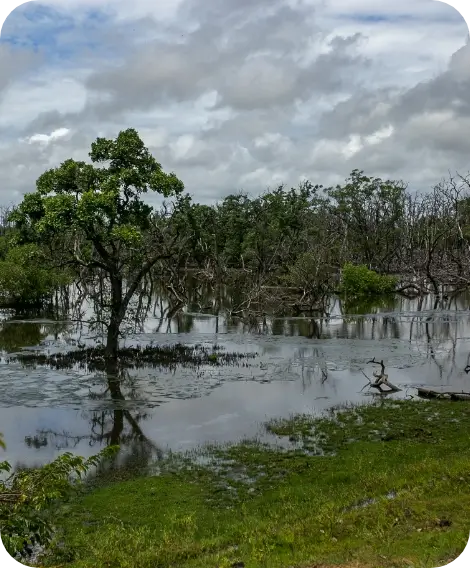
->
[[39, 400, 470, 568]]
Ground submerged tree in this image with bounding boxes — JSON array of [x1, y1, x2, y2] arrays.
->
[[9, 128, 185, 360]]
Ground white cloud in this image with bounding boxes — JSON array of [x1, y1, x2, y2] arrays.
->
[[27, 127, 71, 145], [0, 0, 468, 205], [342, 135, 363, 159], [364, 125, 394, 145]]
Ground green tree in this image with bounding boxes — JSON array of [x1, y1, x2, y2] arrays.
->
[[239, 182, 323, 278], [339, 262, 398, 298], [216, 193, 252, 267], [327, 169, 407, 271], [174, 198, 219, 269], [9, 128, 184, 360]]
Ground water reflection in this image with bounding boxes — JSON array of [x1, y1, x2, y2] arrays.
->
[[8, 361, 163, 477], [0, 289, 470, 471]]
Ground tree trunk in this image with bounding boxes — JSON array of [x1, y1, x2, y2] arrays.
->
[[106, 318, 120, 360], [106, 275, 124, 361]]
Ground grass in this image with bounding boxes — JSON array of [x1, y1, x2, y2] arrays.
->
[[38, 399, 470, 568]]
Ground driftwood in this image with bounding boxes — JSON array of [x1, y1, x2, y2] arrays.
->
[[417, 388, 470, 401], [360, 358, 402, 394]]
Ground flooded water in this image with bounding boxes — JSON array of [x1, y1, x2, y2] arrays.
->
[[1, 291, 470, 472]]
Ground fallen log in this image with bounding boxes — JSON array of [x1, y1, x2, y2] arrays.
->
[[417, 388, 470, 401]]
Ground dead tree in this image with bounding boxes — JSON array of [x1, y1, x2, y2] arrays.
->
[[360, 357, 401, 394]]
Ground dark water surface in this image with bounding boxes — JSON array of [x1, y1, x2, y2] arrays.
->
[[1, 292, 470, 471]]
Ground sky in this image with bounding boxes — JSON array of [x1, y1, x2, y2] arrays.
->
[[0, 0, 468, 207]]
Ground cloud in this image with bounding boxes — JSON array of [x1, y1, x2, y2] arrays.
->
[[26, 127, 70, 145], [0, 43, 42, 96], [0, 0, 468, 205]]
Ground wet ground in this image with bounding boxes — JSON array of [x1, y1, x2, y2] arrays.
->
[[1, 292, 470, 471]]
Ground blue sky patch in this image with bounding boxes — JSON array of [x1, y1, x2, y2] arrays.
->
[[1, 2, 126, 65]]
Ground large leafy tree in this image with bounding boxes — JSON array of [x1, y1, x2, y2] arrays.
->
[[9, 128, 184, 360]]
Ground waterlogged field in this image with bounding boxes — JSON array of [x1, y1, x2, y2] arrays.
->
[[39, 400, 470, 568], [1, 292, 470, 567]]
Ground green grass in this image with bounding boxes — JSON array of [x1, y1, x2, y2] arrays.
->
[[39, 400, 470, 568]]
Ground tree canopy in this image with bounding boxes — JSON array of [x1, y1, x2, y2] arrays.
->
[[9, 128, 185, 359]]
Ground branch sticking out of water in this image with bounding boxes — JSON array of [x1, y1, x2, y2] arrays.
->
[[360, 358, 401, 394]]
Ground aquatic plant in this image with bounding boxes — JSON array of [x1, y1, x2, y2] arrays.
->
[[9, 343, 258, 372]]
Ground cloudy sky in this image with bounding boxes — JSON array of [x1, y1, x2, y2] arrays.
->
[[0, 0, 468, 206]]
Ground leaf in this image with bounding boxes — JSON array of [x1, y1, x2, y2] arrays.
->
[[0, 445, 116, 558]]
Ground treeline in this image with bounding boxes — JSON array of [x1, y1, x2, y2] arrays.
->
[[1, 129, 470, 317], [151, 169, 470, 306], [185, 170, 470, 276]]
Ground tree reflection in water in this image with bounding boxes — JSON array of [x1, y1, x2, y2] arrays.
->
[[21, 360, 164, 481]]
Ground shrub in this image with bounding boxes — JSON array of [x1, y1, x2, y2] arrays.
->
[[0, 437, 118, 561], [339, 263, 397, 298], [0, 243, 73, 305]]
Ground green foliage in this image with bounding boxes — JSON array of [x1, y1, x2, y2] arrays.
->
[[0, 243, 72, 305], [9, 129, 183, 258], [169, 197, 219, 268], [282, 251, 332, 292], [8, 129, 185, 356], [340, 263, 398, 298], [327, 169, 407, 270], [239, 183, 324, 275], [0, 440, 119, 561], [0, 237, 10, 261], [181, 182, 325, 275]]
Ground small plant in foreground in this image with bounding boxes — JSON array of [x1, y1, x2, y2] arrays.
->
[[0, 440, 118, 562]]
